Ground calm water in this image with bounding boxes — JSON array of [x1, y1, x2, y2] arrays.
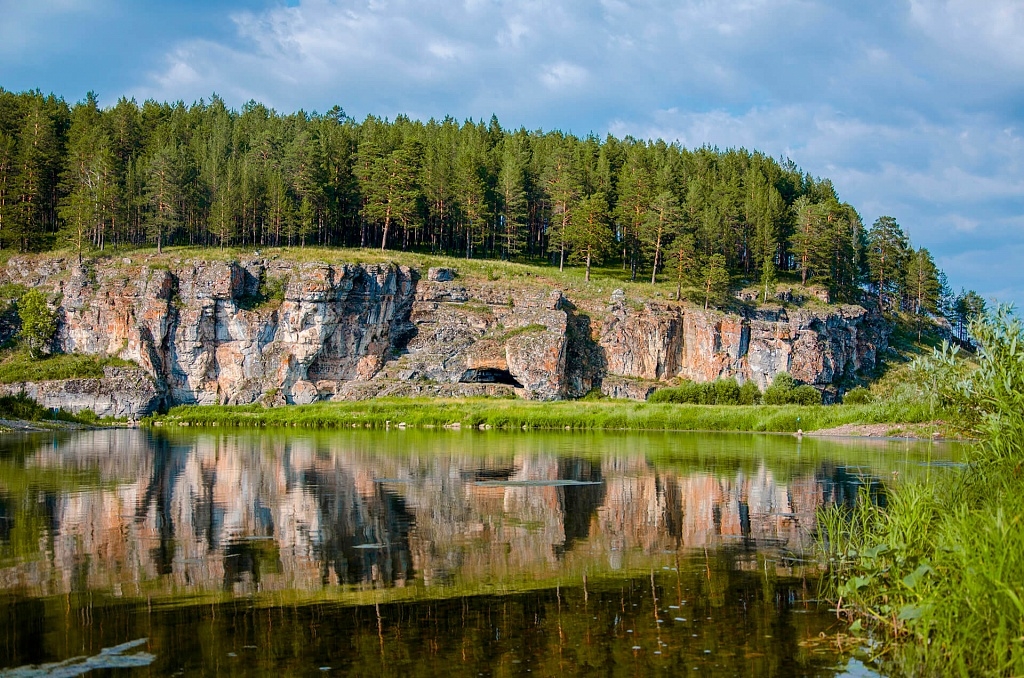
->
[[0, 428, 960, 676]]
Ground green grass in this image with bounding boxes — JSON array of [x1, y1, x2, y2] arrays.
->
[[0, 391, 100, 425], [150, 395, 938, 433], [0, 350, 137, 384], [818, 307, 1024, 676], [48, 244, 846, 316]]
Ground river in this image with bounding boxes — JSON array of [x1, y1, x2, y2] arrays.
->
[[0, 428, 960, 676]]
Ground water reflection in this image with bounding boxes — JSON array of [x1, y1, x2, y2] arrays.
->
[[0, 429, 951, 599]]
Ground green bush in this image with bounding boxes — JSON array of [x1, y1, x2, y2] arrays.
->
[[738, 380, 762, 405], [18, 290, 56, 358], [648, 379, 747, 405], [649, 382, 703, 404], [762, 381, 790, 405], [790, 384, 822, 406], [843, 386, 872, 404], [819, 307, 1024, 675], [712, 378, 741, 405], [0, 392, 51, 420], [762, 372, 821, 405]]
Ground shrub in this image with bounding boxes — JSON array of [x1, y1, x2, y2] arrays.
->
[[18, 290, 56, 358], [790, 384, 822, 406], [711, 378, 741, 405], [843, 386, 873, 404], [762, 383, 789, 405], [762, 372, 821, 405], [649, 381, 705, 404], [738, 380, 762, 405]]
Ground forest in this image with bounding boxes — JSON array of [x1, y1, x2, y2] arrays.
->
[[0, 88, 981, 327]]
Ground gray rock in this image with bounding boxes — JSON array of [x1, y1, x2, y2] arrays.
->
[[427, 267, 457, 282]]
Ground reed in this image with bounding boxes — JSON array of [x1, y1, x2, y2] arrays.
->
[[818, 307, 1024, 676]]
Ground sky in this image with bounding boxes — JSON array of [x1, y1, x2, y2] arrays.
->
[[2, 0, 1022, 307]]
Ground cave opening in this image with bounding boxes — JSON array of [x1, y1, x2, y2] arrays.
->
[[459, 368, 523, 388]]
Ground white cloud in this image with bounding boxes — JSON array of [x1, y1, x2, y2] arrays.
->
[[539, 62, 588, 90]]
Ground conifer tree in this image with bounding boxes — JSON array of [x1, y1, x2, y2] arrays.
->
[[566, 192, 612, 282], [866, 216, 910, 311]]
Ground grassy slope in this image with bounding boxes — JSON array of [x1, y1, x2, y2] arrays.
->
[[0, 350, 136, 383]]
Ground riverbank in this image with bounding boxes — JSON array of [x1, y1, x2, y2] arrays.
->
[[819, 308, 1024, 675], [149, 396, 950, 436]]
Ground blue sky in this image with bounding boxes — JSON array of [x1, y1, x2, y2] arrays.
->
[[2, 0, 1022, 306]]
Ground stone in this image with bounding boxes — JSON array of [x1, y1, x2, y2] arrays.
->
[[427, 267, 457, 282]]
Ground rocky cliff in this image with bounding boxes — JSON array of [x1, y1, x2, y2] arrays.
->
[[1, 254, 889, 413]]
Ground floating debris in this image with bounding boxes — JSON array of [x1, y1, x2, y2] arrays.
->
[[1, 638, 155, 676]]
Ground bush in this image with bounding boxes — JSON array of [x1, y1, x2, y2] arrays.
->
[[790, 384, 822, 406], [18, 290, 56, 358], [762, 381, 790, 405], [739, 380, 762, 405], [712, 378, 741, 405], [649, 381, 703, 404], [843, 386, 873, 404], [0, 392, 50, 420], [648, 378, 746, 405], [763, 372, 821, 405]]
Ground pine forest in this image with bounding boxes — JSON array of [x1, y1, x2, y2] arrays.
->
[[0, 89, 966, 319]]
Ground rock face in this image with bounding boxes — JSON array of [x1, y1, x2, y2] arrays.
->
[[1, 255, 890, 411], [0, 367, 161, 418]]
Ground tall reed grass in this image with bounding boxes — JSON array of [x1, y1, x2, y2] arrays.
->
[[818, 307, 1024, 676]]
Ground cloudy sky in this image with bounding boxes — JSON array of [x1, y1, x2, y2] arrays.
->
[[2, 0, 1022, 306]]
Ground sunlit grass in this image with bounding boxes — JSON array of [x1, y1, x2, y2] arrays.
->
[[151, 396, 941, 433]]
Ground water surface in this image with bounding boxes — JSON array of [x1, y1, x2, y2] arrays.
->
[[0, 429, 960, 676]]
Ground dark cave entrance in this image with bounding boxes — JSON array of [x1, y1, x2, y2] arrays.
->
[[459, 368, 523, 388]]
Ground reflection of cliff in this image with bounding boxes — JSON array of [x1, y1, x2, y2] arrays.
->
[[0, 431, 852, 598]]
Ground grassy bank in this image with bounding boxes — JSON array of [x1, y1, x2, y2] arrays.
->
[[819, 308, 1024, 676], [151, 395, 940, 433], [0, 349, 136, 383]]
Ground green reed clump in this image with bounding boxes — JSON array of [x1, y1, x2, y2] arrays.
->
[[819, 306, 1024, 676]]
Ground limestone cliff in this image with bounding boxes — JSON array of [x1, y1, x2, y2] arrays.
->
[[1, 254, 889, 413]]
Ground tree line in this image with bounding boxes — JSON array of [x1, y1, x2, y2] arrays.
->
[[0, 88, 982, 326]]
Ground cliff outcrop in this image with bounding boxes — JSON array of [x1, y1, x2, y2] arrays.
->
[[1, 254, 889, 412]]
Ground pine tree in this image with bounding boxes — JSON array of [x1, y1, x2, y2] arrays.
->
[[866, 216, 910, 311], [542, 140, 578, 271], [699, 253, 731, 310], [641, 190, 681, 284], [364, 142, 421, 251], [144, 144, 180, 254], [614, 145, 653, 279], [497, 134, 528, 260], [905, 247, 942, 340], [566, 192, 612, 282], [12, 97, 59, 251]]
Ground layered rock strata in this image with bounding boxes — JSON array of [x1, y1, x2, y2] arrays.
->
[[1, 255, 889, 412]]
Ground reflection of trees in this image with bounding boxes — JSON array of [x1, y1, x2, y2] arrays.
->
[[304, 462, 415, 586], [555, 457, 605, 556], [0, 565, 845, 676], [0, 430, 906, 598]]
